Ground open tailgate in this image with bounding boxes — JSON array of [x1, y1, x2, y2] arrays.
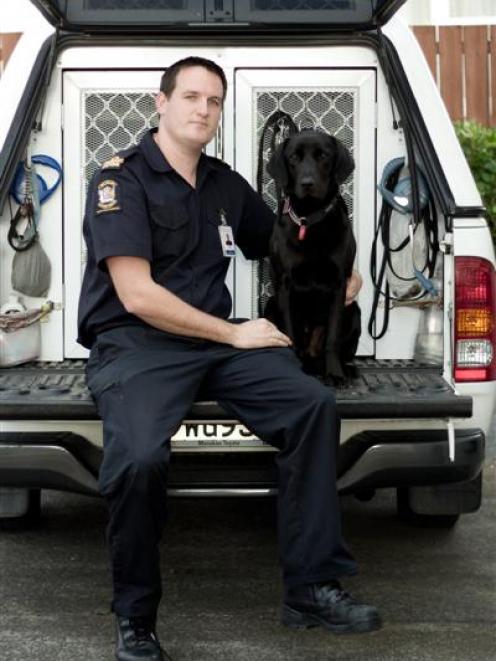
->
[[0, 358, 472, 421]]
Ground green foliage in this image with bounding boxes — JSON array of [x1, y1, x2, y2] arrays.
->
[[454, 121, 496, 244]]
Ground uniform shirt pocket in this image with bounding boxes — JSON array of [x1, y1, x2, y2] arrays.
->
[[149, 201, 190, 258]]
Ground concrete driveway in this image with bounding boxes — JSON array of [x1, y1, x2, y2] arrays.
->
[[1, 458, 495, 661]]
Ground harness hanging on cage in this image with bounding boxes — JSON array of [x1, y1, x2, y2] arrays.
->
[[381, 158, 430, 300], [368, 154, 439, 340]]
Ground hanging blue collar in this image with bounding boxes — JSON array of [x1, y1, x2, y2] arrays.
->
[[10, 154, 62, 205]]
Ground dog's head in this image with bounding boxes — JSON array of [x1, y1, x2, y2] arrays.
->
[[267, 130, 354, 201]]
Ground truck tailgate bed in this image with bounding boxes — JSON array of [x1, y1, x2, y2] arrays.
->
[[0, 359, 472, 420]]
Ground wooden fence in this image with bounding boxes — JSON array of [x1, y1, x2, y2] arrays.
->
[[0, 33, 21, 75], [1, 27, 495, 126], [413, 25, 496, 127]]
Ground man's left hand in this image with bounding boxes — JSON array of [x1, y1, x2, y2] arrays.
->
[[345, 270, 362, 306]]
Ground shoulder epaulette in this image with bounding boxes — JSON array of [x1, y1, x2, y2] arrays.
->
[[101, 155, 125, 171], [101, 145, 139, 171]]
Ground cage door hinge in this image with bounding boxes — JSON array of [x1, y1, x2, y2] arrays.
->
[[440, 232, 453, 255]]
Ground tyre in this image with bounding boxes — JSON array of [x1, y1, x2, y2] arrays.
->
[[396, 473, 483, 528], [396, 488, 459, 528], [0, 488, 42, 531]]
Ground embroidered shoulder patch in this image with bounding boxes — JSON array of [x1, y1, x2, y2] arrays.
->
[[101, 155, 125, 170], [96, 179, 121, 215]]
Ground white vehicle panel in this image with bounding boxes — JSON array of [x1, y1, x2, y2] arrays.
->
[[0, 25, 54, 151], [453, 222, 496, 262], [0, 416, 468, 452], [384, 16, 482, 208]]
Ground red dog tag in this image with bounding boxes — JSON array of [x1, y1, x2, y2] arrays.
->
[[298, 225, 307, 241]]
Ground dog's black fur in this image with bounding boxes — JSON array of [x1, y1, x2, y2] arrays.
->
[[265, 129, 361, 383]]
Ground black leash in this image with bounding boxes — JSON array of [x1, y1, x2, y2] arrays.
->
[[256, 111, 298, 316], [368, 27, 440, 340], [8, 199, 39, 252], [256, 110, 298, 208], [368, 158, 439, 341]]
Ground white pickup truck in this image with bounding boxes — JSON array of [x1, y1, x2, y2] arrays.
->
[[0, 0, 494, 529]]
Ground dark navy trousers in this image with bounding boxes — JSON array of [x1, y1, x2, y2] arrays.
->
[[86, 325, 357, 617]]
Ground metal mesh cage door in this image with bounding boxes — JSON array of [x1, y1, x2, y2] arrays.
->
[[63, 69, 222, 358], [255, 87, 356, 318], [84, 91, 158, 186], [81, 91, 159, 271], [63, 71, 177, 358]]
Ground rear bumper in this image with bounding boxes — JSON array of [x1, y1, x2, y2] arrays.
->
[[0, 433, 100, 496], [336, 428, 485, 494], [0, 428, 485, 497]]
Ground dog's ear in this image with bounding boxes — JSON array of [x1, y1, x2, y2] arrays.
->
[[267, 139, 290, 189], [330, 136, 355, 184]]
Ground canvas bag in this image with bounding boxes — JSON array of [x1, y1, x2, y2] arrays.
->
[[8, 160, 51, 297]]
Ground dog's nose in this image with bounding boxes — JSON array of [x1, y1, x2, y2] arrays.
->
[[300, 177, 314, 189]]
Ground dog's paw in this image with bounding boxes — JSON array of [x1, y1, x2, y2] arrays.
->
[[323, 373, 347, 388], [343, 362, 359, 380]]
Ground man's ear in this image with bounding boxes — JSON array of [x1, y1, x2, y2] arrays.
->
[[155, 91, 168, 117], [267, 139, 290, 189], [330, 136, 354, 184]]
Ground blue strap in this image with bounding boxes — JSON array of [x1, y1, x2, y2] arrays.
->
[[414, 268, 438, 296], [10, 154, 62, 205]]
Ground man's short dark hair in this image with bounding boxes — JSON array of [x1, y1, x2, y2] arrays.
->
[[160, 57, 227, 101]]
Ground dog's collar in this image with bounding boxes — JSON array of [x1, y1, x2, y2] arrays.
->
[[282, 194, 339, 241], [282, 196, 338, 240]]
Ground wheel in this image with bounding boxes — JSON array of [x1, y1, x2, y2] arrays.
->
[[0, 488, 41, 531], [396, 473, 482, 528], [396, 488, 459, 528], [354, 488, 376, 502]]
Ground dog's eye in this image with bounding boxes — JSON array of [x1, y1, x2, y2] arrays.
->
[[288, 154, 300, 164]]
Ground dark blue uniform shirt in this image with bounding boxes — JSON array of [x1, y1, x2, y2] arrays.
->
[[77, 128, 275, 349]]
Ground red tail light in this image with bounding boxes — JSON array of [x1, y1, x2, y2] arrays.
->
[[454, 256, 496, 382]]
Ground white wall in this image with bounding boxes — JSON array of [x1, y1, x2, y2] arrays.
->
[[0, 0, 47, 32], [400, 0, 496, 25]]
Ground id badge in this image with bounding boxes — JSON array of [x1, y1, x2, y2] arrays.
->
[[218, 225, 236, 258]]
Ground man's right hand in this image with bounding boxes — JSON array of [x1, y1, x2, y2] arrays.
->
[[230, 318, 293, 349], [106, 257, 293, 349]]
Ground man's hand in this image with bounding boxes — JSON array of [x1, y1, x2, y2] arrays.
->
[[345, 270, 363, 306], [230, 318, 292, 350]]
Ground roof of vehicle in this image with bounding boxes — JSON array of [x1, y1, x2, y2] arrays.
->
[[29, 0, 407, 33]]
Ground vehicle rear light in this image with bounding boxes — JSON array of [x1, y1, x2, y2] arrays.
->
[[454, 256, 496, 382]]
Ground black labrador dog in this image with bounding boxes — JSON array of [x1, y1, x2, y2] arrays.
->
[[265, 129, 361, 383]]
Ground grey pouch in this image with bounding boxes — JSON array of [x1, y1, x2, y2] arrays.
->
[[11, 238, 51, 298]]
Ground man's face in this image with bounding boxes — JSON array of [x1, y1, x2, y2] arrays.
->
[[156, 66, 224, 149]]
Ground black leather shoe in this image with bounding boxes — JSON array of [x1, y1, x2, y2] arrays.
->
[[282, 580, 382, 634], [115, 615, 172, 660]]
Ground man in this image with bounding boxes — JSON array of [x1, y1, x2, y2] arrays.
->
[[77, 57, 379, 661]]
